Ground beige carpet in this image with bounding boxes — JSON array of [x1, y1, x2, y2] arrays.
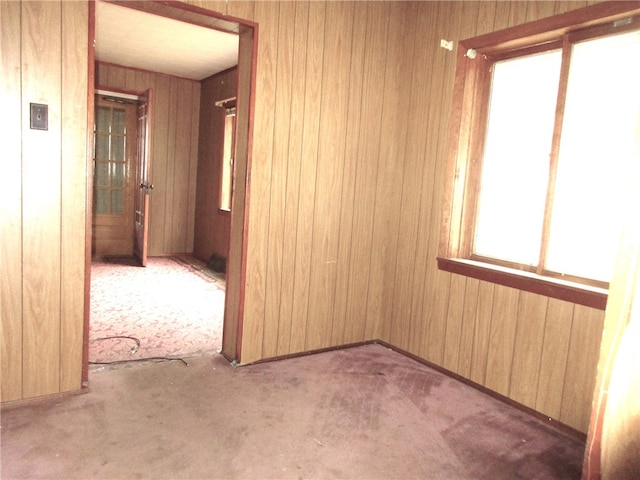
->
[[1, 344, 585, 479], [90, 256, 225, 364]]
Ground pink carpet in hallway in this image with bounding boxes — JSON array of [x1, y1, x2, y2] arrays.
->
[[90, 256, 224, 365]]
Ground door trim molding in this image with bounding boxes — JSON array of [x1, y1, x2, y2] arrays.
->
[[84, 0, 257, 383]]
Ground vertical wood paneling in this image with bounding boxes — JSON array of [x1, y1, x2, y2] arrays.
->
[[240, 1, 280, 361], [525, 1, 558, 22], [390, 0, 607, 433], [287, 1, 325, 355], [2, 0, 611, 435], [263, 1, 296, 359], [554, 1, 591, 15], [1, 0, 24, 402], [163, 78, 179, 251], [418, 0, 463, 364], [456, 277, 480, 377], [561, 306, 605, 432], [96, 63, 200, 255], [149, 74, 169, 255], [330, 3, 368, 348], [222, 22, 254, 361], [194, 68, 237, 263], [484, 285, 520, 397], [509, 292, 548, 408], [342, 1, 389, 345], [468, 281, 495, 385], [388, 1, 439, 352], [59, 0, 88, 392], [406, 1, 449, 357], [535, 298, 574, 419], [2, 0, 88, 402], [277, 1, 309, 355], [226, 0, 255, 23], [21, 1, 62, 398], [365, 2, 417, 343], [508, 1, 529, 26], [170, 80, 194, 250], [186, 82, 200, 252], [442, 274, 467, 373], [306, 1, 354, 351], [492, 1, 514, 31]]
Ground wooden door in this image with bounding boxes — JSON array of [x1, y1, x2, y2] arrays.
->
[[92, 97, 137, 256], [133, 90, 152, 266]]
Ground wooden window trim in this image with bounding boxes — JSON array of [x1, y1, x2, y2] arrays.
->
[[439, 2, 640, 311], [218, 104, 236, 213]]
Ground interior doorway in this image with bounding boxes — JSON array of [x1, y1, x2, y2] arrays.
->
[[84, 1, 256, 382]]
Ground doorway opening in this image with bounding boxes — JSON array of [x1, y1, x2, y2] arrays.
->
[[85, 1, 256, 382]]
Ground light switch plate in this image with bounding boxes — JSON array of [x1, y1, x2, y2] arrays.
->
[[30, 103, 48, 130]]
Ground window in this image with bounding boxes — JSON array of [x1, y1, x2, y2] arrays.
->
[[219, 103, 236, 212], [94, 104, 130, 215], [439, 4, 640, 309]]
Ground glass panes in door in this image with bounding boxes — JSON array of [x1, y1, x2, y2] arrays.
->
[[94, 106, 128, 214]]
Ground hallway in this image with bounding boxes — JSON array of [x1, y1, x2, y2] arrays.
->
[[90, 256, 225, 366]]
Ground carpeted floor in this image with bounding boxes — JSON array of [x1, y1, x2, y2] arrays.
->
[[1, 344, 585, 479], [90, 256, 225, 365]]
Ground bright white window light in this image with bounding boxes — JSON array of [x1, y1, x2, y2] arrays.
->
[[474, 50, 562, 265], [546, 30, 640, 283]]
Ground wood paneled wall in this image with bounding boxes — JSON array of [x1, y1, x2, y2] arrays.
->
[[190, 0, 605, 433], [1, 0, 610, 435], [193, 68, 238, 264], [1, 1, 87, 402], [96, 63, 201, 256]]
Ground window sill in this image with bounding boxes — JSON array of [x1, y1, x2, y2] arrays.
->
[[437, 257, 607, 310]]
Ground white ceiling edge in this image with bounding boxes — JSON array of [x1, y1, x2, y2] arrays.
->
[[95, 1, 239, 81]]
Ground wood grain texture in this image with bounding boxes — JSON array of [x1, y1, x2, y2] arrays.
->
[[287, 0, 326, 355], [561, 305, 605, 432], [96, 63, 200, 256], [535, 298, 574, 419], [389, 1, 438, 353], [222, 22, 254, 361], [263, 1, 296, 359], [341, 1, 389, 346], [193, 68, 237, 263], [60, 0, 88, 393], [457, 277, 480, 377], [210, 0, 607, 432], [278, 1, 311, 355], [2, 0, 89, 401], [509, 291, 548, 408], [442, 274, 467, 373], [21, 0, 63, 398], [1, 0, 24, 402], [306, 1, 354, 351], [484, 285, 520, 397], [3, 0, 611, 436], [469, 281, 495, 385], [239, 0, 280, 361]]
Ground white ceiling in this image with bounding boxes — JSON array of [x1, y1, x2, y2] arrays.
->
[[95, 1, 239, 81]]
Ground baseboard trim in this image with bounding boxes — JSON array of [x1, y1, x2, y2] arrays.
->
[[376, 340, 587, 442], [237, 340, 376, 367], [236, 339, 586, 442]]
